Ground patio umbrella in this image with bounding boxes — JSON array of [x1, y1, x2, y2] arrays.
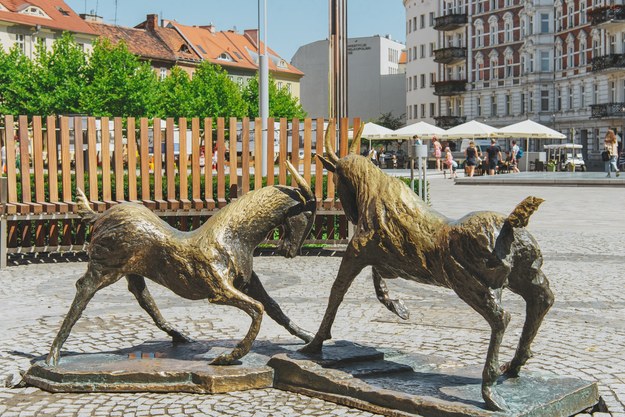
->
[[390, 121, 445, 139], [353, 122, 395, 152], [494, 119, 566, 171], [440, 120, 500, 139]]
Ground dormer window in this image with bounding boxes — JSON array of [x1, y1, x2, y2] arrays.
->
[[218, 52, 233, 61], [277, 59, 288, 68], [20, 5, 50, 18], [179, 44, 190, 53], [56, 6, 70, 16]]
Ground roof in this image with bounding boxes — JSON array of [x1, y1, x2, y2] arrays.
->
[[0, 0, 96, 35], [167, 21, 303, 77], [88, 21, 201, 64]]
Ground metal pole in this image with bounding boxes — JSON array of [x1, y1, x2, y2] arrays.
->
[[329, 0, 348, 120], [409, 139, 415, 192], [0, 177, 7, 269], [258, 0, 269, 175]]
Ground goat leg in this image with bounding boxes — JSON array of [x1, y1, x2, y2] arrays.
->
[[372, 267, 409, 320], [126, 274, 193, 343]]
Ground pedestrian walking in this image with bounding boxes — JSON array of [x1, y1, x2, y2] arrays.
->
[[485, 138, 502, 175], [444, 147, 457, 179], [510, 140, 520, 173], [464, 141, 479, 177], [604, 129, 620, 177], [432, 137, 442, 171]]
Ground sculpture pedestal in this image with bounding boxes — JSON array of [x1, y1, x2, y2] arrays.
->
[[269, 342, 600, 417]]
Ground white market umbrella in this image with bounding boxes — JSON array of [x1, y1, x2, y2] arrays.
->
[[353, 122, 395, 152], [390, 121, 445, 139], [440, 120, 500, 139], [495, 119, 566, 171]]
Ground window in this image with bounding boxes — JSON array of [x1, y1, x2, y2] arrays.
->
[[218, 52, 233, 61], [430, 103, 436, 117], [15, 34, 24, 54], [408, 77, 412, 91], [579, 39, 587, 65], [540, 51, 550, 71], [505, 22, 512, 42], [421, 104, 426, 118], [238, 77, 244, 87], [277, 81, 283, 89], [556, 89, 561, 111], [21, 6, 48, 18], [286, 83, 291, 93], [568, 6, 574, 28], [420, 14, 425, 29], [505, 58, 513, 77], [490, 58, 498, 79], [420, 74, 426, 88], [580, 85, 585, 108], [505, 94, 511, 115], [491, 95, 497, 116], [521, 93, 526, 114], [610, 35, 616, 54], [541, 90, 549, 111], [476, 97, 482, 116], [160, 67, 167, 80], [429, 12, 435, 26], [567, 46, 573, 68], [429, 42, 435, 57], [540, 13, 549, 33], [611, 81, 617, 101], [593, 83, 598, 104], [555, 47, 562, 71], [528, 91, 533, 112], [414, 104, 418, 118], [528, 15, 533, 35], [568, 87, 573, 109], [476, 28, 483, 47], [489, 23, 496, 46], [413, 17, 417, 31], [420, 44, 425, 58], [430, 72, 436, 85]]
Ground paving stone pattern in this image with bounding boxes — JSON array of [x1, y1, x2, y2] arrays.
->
[[0, 177, 624, 416]]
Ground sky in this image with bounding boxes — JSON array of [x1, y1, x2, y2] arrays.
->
[[64, 0, 406, 60]]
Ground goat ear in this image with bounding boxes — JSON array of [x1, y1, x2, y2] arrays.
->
[[316, 154, 336, 173]]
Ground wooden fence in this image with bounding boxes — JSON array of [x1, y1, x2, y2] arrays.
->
[[0, 115, 362, 266]]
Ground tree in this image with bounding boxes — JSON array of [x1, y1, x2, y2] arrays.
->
[[81, 38, 159, 117], [187, 61, 247, 118], [155, 66, 193, 118], [31, 32, 87, 115], [242, 75, 306, 119], [376, 111, 405, 130], [0, 45, 36, 115]]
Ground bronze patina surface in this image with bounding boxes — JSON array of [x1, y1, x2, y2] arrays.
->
[[45, 161, 315, 368], [270, 345, 599, 417], [301, 123, 555, 411]]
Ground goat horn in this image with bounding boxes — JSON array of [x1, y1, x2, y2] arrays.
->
[[285, 160, 314, 202], [349, 122, 365, 155], [324, 119, 339, 164]]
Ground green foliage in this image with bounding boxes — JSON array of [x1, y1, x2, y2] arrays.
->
[[375, 111, 405, 130], [156, 66, 193, 118], [81, 38, 159, 117], [186, 62, 248, 118], [242, 75, 306, 119], [0, 45, 36, 115]]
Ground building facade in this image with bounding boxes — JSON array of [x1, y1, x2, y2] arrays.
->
[[0, 0, 96, 57], [405, 0, 625, 167], [292, 35, 406, 121]]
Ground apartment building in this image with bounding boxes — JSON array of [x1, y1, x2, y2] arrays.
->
[[0, 0, 96, 57], [406, 0, 625, 166], [292, 35, 406, 120]]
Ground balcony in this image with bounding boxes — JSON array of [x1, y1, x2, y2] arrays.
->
[[433, 79, 467, 96], [433, 47, 467, 65], [591, 54, 625, 72], [590, 102, 625, 118], [434, 13, 468, 31], [434, 115, 466, 129], [589, 5, 625, 30]]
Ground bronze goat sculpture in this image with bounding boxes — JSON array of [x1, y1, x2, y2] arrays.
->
[[46, 161, 315, 367], [302, 123, 554, 411]]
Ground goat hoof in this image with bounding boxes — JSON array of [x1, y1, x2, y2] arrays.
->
[[500, 361, 520, 377], [390, 299, 410, 320], [172, 333, 193, 344], [210, 354, 235, 366], [45, 353, 59, 367], [298, 339, 323, 354], [483, 385, 508, 411]]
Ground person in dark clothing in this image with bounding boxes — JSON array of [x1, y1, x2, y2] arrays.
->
[[485, 138, 502, 175], [464, 140, 479, 177]]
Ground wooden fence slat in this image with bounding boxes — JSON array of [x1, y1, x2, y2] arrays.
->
[[254, 118, 262, 190], [19, 115, 41, 213], [216, 118, 226, 207], [114, 117, 125, 202], [325, 118, 335, 208], [191, 118, 202, 209], [3, 116, 19, 214], [178, 117, 190, 209], [139, 118, 153, 208], [229, 117, 238, 199], [86, 117, 105, 211], [339, 117, 349, 157], [290, 118, 300, 187], [32, 116, 52, 212], [315, 118, 324, 208], [303, 118, 312, 184], [127, 117, 138, 202], [241, 117, 250, 195], [45, 116, 63, 212], [278, 118, 287, 185], [204, 117, 215, 209], [153, 118, 167, 210], [165, 118, 178, 210], [100, 116, 113, 205], [266, 118, 275, 186], [59, 117, 74, 207], [74, 116, 85, 194]]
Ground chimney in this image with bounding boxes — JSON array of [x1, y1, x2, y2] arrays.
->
[[146, 14, 159, 31], [200, 24, 216, 34], [244, 29, 258, 47], [80, 13, 103, 23]]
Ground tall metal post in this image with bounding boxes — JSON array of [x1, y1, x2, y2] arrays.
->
[[0, 177, 7, 269], [258, 0, 269, 175], [329, 0, 348, 120]]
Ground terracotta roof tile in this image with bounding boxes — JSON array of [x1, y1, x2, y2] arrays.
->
[[0, 0, 96, 34], [88, 21, 175, 62]]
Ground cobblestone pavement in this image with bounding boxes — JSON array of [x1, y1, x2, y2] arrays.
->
[[1, 177, 624, 416]]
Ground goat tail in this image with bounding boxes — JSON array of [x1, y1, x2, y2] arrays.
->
[[506, 196, 544, 228], [76, 188, 98, 224]]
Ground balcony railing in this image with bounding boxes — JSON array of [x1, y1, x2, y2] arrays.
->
[[590, 102, 625, 118], [591, 54, 625, 72], [589, 5, 625, 26], [433, 47, 467, 64], [434, 115, 466, 129], [433, 79, 467, 96], [434, 13, 468, 31]]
